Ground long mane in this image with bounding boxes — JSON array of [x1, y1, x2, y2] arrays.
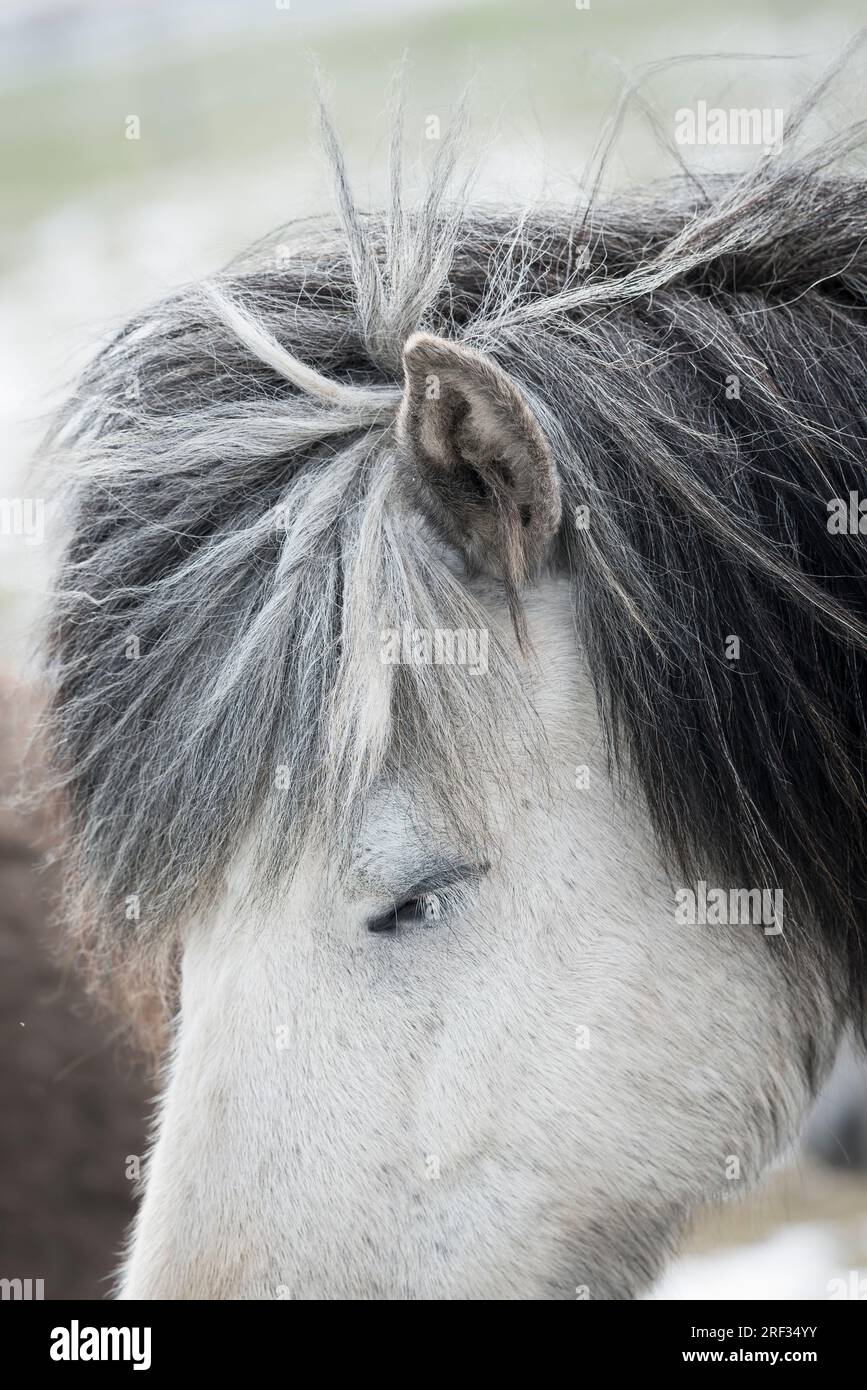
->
[[43, 61, 867, 1032]]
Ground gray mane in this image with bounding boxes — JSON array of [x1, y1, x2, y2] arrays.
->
[[43, 74, 867, 1028]]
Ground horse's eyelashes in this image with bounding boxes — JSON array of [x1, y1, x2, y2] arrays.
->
[[366, 893, 442, 934]]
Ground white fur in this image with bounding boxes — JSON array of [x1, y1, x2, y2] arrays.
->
[[120, 577, 828, 1300]]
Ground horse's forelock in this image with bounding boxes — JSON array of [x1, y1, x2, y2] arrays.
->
[[44, 70, 867, 1036]]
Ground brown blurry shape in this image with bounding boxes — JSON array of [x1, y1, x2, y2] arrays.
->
[[0, 672, 149, 1300]]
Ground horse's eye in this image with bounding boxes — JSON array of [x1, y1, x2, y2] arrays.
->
[[367, 892, 442, 933], [364, 861, 487, 935]]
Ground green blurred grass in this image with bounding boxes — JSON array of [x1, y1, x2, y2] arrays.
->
[[3, 0, 862, 240]]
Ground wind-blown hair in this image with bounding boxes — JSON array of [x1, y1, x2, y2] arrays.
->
[[44, 62, 867, 1031]]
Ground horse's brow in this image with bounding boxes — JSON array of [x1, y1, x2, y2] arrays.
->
[[362, 855, 489, 906], [396, 859, 490, 902]]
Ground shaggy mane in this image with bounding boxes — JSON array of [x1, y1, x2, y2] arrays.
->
[[43, 60, 867, 1037]]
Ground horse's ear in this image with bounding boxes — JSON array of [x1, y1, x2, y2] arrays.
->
[[396, 332, 561, 581]]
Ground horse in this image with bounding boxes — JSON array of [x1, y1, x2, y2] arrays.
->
[[0, 674, 147, 1300], [42, 80, 867, 1299]]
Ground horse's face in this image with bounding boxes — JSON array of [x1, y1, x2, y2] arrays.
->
[[120, 335, 823, 1300]]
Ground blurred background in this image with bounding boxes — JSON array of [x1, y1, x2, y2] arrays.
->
[[2, 0, 867, 1300]]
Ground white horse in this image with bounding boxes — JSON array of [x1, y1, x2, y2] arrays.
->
[[45, 101, 867, 1299]]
